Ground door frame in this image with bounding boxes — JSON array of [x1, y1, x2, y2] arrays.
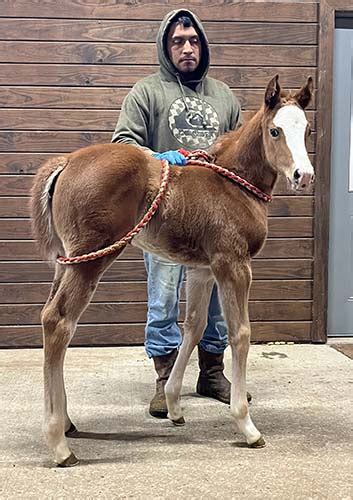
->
[[313, 0, 353, 342]]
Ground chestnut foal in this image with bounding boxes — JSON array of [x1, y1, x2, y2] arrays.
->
[[31, 75, 314, 466]]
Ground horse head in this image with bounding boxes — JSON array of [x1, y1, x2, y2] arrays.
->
[[262, 74, 314, 191]]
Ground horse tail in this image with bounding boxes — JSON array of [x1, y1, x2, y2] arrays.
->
[[30, 156, 68, 263]]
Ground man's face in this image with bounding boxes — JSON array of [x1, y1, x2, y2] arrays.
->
[[167, 23, 201, 74]]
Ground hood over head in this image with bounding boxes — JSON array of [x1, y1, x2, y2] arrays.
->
[[156, 9, 210, 83]]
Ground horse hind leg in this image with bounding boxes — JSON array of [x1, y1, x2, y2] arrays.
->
[[213, 260, 265, 448], [165, 267, 214, 425], [41, 257, 114, 467], [43, 263, 76, 437]]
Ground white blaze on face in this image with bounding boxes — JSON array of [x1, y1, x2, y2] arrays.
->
[[273, 105, 314, 178]]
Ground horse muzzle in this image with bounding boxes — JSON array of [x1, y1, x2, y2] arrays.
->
[[289, 167, 315, 191]]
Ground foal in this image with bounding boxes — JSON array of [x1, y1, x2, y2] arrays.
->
[[31, 75, 314, 466]]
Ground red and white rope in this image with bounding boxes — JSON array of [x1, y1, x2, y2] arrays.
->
[[56, 160, 170, 265], [181, 149, 272, 203]]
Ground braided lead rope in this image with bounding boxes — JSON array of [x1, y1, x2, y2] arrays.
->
[[184, 151, 272, 203], [56, 160, 170, 265]]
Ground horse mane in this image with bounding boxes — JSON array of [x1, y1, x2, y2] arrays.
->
[[210, 107, 265, 178], [210, 88, 298, 180]]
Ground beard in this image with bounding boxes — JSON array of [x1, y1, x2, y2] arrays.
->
[[176, 60, 201, 82]]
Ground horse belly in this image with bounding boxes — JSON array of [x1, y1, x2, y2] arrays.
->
[[133, 230, 210, 267]]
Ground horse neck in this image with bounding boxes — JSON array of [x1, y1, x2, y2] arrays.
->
[[215, 109, 277, 196]]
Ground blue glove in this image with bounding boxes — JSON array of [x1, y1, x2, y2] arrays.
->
[[152, 150, 187, 166]]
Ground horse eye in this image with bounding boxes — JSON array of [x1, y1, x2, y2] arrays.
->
[[270, 128, 280, 138]]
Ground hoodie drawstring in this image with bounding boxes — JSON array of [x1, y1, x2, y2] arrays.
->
[[176, 74, 207, 128], [200, 81, 207, 127], [176, 73, 190, 113]]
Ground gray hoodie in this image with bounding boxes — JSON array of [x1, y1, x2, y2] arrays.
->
[[112, 9, 242, 152]]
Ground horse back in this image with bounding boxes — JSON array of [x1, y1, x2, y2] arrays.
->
[[51, 143, 161, 257]]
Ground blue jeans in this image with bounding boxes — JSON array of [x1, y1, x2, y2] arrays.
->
[[144, 252, 228, 358]]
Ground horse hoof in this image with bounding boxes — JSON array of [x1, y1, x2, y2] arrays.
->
[[57, 453, 79, 468], [171, 416, 185, 426], [65, 423, 78, 437], [249, 436, 266, 448]]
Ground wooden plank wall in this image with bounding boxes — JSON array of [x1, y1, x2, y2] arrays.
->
[[0, 1, 319, 347]]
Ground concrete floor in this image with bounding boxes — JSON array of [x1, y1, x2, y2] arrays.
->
[[0, 344, 352, 499]]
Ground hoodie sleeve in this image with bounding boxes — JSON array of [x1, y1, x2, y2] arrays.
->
[[229, 91, 243, 131], [111, 82, 154, 154]]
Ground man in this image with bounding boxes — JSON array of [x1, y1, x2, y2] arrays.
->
[[112, 9, 244, 418]]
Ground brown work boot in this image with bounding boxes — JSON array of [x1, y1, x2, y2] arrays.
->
[[196, 346, 252, 404], [149, 349, 178, 418]]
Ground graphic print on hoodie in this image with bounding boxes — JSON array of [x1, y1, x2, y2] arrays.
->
[[169, 95, 219, 149]]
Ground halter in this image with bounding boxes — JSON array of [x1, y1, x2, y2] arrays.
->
[[56, 150, 271, 265]]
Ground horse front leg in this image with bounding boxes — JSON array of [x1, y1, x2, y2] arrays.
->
[[214, 260, 265, 448], [165, 267, 214, 425]]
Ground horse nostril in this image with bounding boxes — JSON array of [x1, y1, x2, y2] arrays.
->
[[294, 169, 301, 181]]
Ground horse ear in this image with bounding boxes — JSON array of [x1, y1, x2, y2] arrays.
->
[[294, 76, 314, 109], [265, 75, 281, 109]]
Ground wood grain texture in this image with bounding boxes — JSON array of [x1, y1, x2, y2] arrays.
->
[[0, 300, 312, 325], [0, 238, 313, 261], [0, 321, 312, 348], [0, 65, 317, 88], [0, 109, 317, 132], [311, 0, 346, 343], [0, 152, 315, 175], [257, 239, 313, 259], [0, 154, 54, 175], [0, 176, 33, 196], [0, 19, 318, 44], [0, 0, 319, 347], [0, 195, 314, 217], [0, 259, 313, 283], [0, 131, 316, 154], [268, 218, 313, 237], [0, 174, 315, 197], [0, 41, 317, 67], [0, 1, 319, 22], [0, 198, 32, 217], [0, 280, 312, 304], [0, 217, 314, 239], [0, 87, 316, 110]]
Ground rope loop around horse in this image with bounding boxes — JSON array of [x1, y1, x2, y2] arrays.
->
[[56, 159, 170, 265], [56, 150, 271, 265]]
